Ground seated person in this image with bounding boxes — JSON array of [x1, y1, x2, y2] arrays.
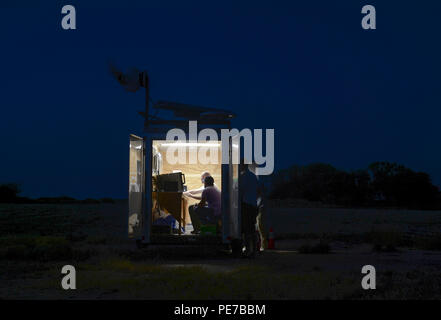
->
[[184, 171, 219, 200], [188, 176, 221, 234]]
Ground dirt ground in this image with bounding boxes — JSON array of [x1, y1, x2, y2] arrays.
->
[[1, 201, 441, 299]]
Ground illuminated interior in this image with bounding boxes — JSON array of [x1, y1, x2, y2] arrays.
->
[[151, 140, 222, 235]]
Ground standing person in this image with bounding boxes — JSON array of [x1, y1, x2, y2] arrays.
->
[[250, 163, 267, 251], [188, 176, 221, 234], [239, 161, 259, 258]]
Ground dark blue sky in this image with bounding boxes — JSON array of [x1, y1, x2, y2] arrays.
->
[[1, 1, 440, 199]]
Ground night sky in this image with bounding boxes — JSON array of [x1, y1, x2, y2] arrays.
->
[[1, 0, 440, 199]]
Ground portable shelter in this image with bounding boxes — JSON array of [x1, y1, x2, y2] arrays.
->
[[128, 101, 242, 248]]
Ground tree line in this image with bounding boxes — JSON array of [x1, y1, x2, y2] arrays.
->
[[269, 161, 441, 210], [0, 184, 114, 204], [2, 161, 440, 210]]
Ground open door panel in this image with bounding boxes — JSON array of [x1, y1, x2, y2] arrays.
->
[[229, 135, 241, 240], [128, 134, 146, 239]]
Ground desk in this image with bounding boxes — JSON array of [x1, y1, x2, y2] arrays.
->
[[153, 192, 189, 234]]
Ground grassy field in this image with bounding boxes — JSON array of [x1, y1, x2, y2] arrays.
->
[[1, 201, 441, 299]]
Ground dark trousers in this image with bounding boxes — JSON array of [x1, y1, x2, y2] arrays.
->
[[189, 204, 215, 232], [241, 202, 258, 256]]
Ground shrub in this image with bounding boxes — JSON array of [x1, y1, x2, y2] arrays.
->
[[0, 236, 74, 262], [416, 236, 441, 251], [0, 245, 28, 259], [100, 198, 115, 204], [81, 198, 100, 204], [86, 236, 107, 245], [0, 183, 21, 203], [368, 230, 403, 252], [36, 196, 77, 204], [298, 241, 330, 254]]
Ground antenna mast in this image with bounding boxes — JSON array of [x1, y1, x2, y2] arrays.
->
[[142, 71, 149, 127]]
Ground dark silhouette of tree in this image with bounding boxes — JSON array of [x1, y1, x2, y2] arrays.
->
[[0, 183, 21, 203], [270, 161, 440, 209], [368, 162, 439, 209], [271, 163, 336, 201]]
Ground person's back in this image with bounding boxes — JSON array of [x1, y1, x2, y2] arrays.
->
[[202, 186, 221, 217], [239, 164, 259, 257], [240, 167, 258, 206]]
